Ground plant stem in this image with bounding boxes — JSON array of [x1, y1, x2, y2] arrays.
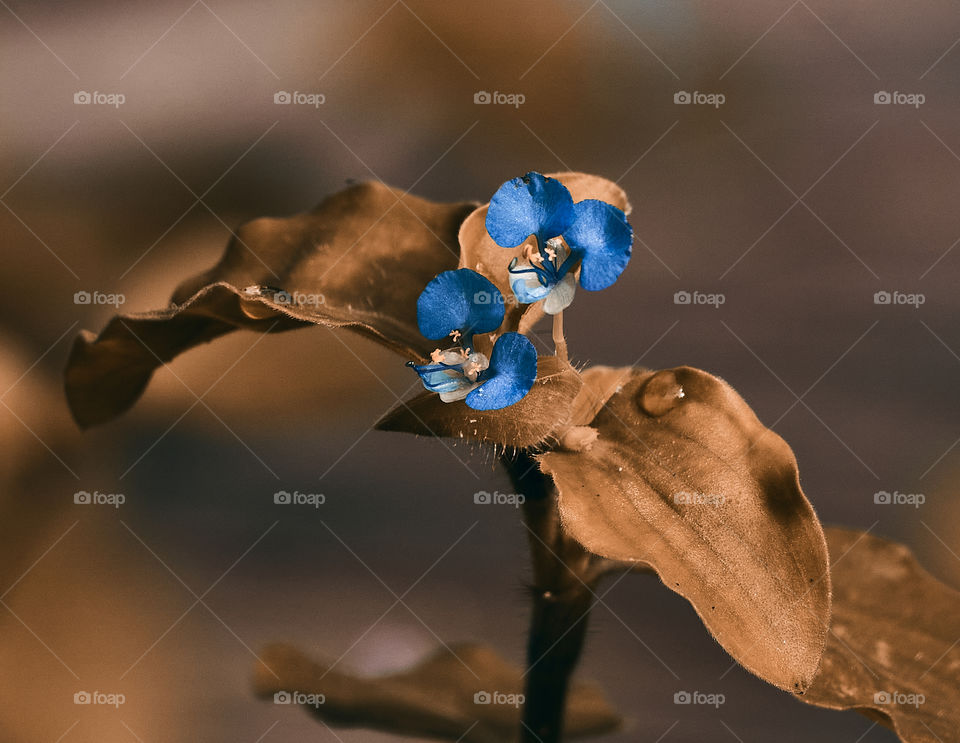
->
[[552, 312, 568, 364], [504, 454, 601, 743], [522, 580, 594, 742]]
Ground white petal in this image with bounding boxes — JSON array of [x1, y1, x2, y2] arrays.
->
[[542, 272, 577, 314]]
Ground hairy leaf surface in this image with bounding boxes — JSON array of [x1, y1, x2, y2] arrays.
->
[[539, 366, 831, 692], [65, 182, 475, 426], [800, 527, 960, 743]]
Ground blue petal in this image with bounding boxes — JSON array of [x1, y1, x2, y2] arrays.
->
[[407, 362, 472, 394], [486, 172, 575, 248], [416, 269, 505, 340], [510, 273, 553, 304], [563, 199, 633, 291], [465, 332, 537, 410]]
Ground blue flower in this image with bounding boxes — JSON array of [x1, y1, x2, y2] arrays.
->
[[408, 332, 537, 409], [407, 268, 537, 410], [408, 346, 493, 401], [485, 172, 633, 314]]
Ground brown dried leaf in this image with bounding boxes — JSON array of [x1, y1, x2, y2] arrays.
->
[[253, 642, 621, 742], [538, 365, 831, 693], [64, 182, 476, 427], [375, 356, 583, 449], [800, 527, 960, 743], [566, 365, 634, 428], [458, 173, 630, 334]]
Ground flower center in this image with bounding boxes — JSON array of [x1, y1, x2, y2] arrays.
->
[[426, 346, 490, 382], [510, 236, 575, 287]]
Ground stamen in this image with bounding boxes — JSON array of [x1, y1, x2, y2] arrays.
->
[[450, 329, 462, 343], [430, 348, 444, 363], [460, 350, 490, 382], [523, 243, 544, 265], [462, 360, 480, 380]]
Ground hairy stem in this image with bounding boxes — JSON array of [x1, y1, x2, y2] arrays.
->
[[504, 453, 602, 743]]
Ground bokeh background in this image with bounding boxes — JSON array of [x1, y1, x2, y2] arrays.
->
[[3, 1, 960, 740]]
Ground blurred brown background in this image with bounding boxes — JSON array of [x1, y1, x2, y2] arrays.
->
[[3, 1, 960, 740]]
